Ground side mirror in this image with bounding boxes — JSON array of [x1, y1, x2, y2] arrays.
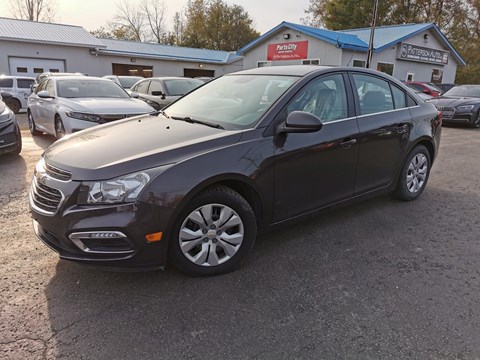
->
[[0, 91, 12, 100], [37, 90, 53, 99], [277, 111, 323, 134], [151, 91, 166, 99], [129, 92, 139, 98]]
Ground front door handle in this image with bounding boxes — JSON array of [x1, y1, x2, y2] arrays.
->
[[340, 138, 357, 149]]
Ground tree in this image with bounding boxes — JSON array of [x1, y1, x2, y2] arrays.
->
[[181, 0, 259, 51], [142, 0, 167, 43], [112, 0, 145, 41], [8, 0, 56, 22]]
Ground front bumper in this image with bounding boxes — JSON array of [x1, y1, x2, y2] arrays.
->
[[29, 175, 170, 270], [441, 108, 478, 125], [0, 121, 20, 155]]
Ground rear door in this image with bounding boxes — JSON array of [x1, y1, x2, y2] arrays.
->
[[350, 72, 412, 194], [273, 72, 359, 222]]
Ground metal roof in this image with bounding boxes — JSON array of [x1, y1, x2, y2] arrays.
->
[[98, 39, 243, 64], [0, 17, 105, 48], [238, 21, 465, 65]]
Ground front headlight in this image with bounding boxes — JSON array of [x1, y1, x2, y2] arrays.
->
[[0, 106, 14, 124], [66, 111, 102, 122], [81, 172, 150, 204], [456, 105, 475, 111]]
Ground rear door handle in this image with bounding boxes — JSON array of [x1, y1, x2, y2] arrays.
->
[[340, 138, 357, 149]]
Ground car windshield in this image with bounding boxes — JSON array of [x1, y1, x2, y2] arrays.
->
[[164, 79, 204, 96], [165, 74, 299, 129], [443, 85, 480, 98], [118, 77, 143, 89], [57, 79, 131, 98]]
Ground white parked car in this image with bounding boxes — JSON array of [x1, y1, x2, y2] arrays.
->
[[27, 76, 155, 139], [0, 75, 35, 113]]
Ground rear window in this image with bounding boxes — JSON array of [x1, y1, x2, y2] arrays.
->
[[0, 78, 14, 87]]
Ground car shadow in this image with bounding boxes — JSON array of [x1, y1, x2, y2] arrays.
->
[[32, 134, 56, 150], [0, 153, 27, 212]]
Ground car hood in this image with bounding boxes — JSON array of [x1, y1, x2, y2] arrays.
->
[[430, 96, 479, 108], [62, 98, 154, 114], [44, 114, 243, 181]]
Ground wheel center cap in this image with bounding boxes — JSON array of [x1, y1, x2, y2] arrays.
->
[[207, 229, 216, 238]]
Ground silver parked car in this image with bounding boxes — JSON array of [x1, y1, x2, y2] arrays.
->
[[130, 77, 204, 110], [27, 76, 154, 139]]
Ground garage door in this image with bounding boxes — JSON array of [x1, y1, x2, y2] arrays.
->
[[9, 57, 65, 78]]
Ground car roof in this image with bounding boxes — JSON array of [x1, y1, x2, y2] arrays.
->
[[148, 77, 199, 81], [52, 76, 110, 81], [0, 75, 35, 79]]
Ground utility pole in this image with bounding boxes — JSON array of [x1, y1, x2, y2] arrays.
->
[[366, 0, 379, 68]]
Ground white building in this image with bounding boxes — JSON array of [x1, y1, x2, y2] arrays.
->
[[0, 17, 243, 79], [237, 22, 465, 83]]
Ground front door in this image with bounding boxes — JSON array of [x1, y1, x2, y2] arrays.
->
[[273, 73, 359, 222]]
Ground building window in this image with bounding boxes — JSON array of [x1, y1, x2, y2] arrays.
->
[[352, 59, 366, 68], [16, 67, 28, 73], [33, 68, 44, 74], [49, 68, 59, 73], [376, 62, 394, 76], [302, 59, 320, 65], [257, 61, 272, 68], [406, 73, 414, 81]]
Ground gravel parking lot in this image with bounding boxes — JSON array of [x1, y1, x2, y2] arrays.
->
[[1, 113, 480, 359]]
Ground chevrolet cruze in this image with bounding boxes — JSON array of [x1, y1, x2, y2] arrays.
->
[[30, 66, 442, 276]]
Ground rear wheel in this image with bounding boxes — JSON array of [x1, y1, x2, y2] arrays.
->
[[13, 125, 22, 155], [28, 111, 41, 136], [392, 145, 431, 201], [54, 115, 66, 139], [6, 98, 21, 114], [169, 186, 257, 276]]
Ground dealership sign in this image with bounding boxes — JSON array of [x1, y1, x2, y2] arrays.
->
[[267, 41, 308, 61], [398, 42, 449, 65]]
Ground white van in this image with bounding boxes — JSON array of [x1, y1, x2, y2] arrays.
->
[[0, 76, 35, 113]]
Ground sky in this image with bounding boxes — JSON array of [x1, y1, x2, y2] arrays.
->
[[0, 0, 312, 35]]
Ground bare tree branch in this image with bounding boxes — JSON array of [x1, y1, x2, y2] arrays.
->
[[142, 0, 167, 43], [113, 0, 145, 41], [8, 0, 56, 22]]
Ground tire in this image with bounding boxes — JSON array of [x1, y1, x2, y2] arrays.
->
[[6, 98, 21, 114], [54, 115, 66, 140], [472, 111, 480, 129], [392, 145, 431, 201], [12, 125, 22, 155], [28, 111, 41, 136], [169, 185, 257, 276]]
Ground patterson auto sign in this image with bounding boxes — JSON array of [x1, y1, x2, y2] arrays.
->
[[267, 41, 308, 61], [398, 42, 449, 65]]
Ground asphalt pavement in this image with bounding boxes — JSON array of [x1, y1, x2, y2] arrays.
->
[[1, 114, 480, 359]]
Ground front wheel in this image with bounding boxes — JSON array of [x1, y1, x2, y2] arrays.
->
[[392, 145, 431, 201], [28, 111, 41, 136], [472, 111, 480, 128], [169, 186, 257, 276], [54, 115, 66, 140]]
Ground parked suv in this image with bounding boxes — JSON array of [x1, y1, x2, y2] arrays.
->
[[0, 75, 35, 113]]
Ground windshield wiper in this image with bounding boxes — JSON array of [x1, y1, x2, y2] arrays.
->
[[170, 116, 225, 130]]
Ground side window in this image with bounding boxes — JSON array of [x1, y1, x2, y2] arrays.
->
[[0, 78, 14, 88], [46, 80, 55, 97], [352, 74, 394, 115], [391, 85, 406, 109], [18, 79, 34, 89], [286, 73, 348, 123], [148, 80, 164, 95], [135, 80, 149, 94]]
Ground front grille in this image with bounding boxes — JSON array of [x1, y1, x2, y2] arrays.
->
[[31, 177, 63, 214], [439, 107, 454, 119], [99, 114, 142, 122], [0, 132, 17, 147], [45, 163, 72, 181]]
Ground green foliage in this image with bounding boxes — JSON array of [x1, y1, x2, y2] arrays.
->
[[303, 0, 480, 83], [181, 0, 260, 51]]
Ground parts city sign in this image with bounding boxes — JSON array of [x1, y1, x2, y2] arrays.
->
[[398, 42, 449, 65], [267, 41, 308, 61]]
